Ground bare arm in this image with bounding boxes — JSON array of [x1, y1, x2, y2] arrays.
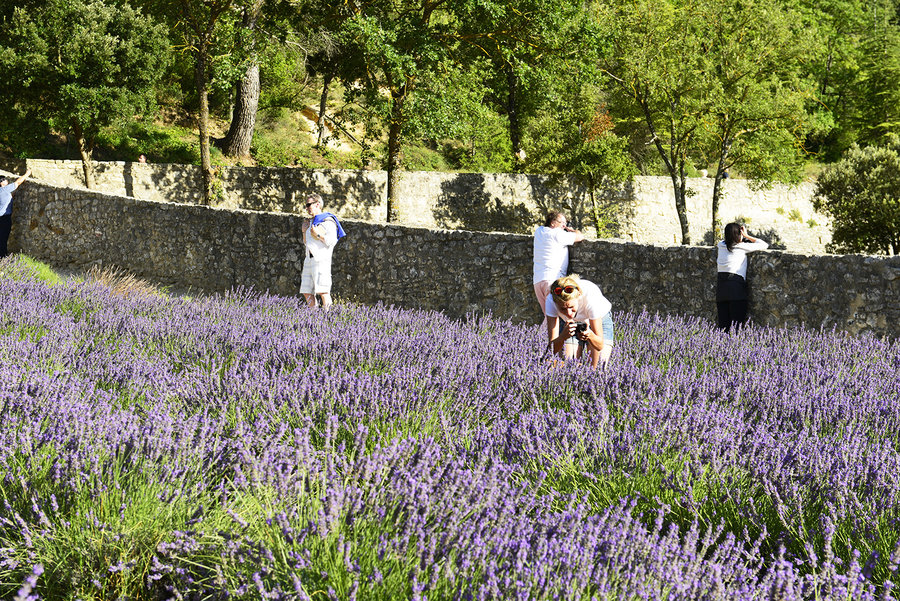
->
[[13, 169, 31, 187], [564, 226, 585, 243], [578, 318, 606, 352], [547, 316, 576, 357]]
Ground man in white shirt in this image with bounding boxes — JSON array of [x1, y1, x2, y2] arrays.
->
[[533, 210, 584, 322], [301, 194, 345, 309]]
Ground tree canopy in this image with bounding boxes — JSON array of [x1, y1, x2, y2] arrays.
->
[[1, 0, 899, 244], [814, 137, 900, 255], [0, 0, 169, 187]]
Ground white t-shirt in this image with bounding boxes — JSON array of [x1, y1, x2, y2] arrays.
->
[[544, 279, 612, 321], [304, 218, 338, 259], [716, 240, 768, 278], [533, 226, 578, 284]]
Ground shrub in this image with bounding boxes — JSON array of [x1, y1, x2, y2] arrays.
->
[[814, 137, 900, 255]]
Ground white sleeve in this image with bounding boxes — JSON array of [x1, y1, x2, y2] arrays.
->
[[735, 240, 769, 252], [321, 219, 338, 248], [553, 229, 578, 246], [544, 295, 558, 317]]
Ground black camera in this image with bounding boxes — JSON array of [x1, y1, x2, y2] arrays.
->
[[574, 322, 588, 334]]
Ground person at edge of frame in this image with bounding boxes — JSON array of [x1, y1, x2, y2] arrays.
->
[[0, 168, 33, 259]]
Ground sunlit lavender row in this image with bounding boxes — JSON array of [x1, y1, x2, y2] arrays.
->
[[1, 256, 899, 599]]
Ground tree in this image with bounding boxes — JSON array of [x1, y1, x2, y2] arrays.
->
[[693, 0, 811, 239], [854, 14, 900, 145], [467, 0, 582, 171], [599, 0, 708, 244], [335, 0, 551, 221], [138, 0, 247, 202], [813, 138, 900, 255], [792, 0, 900, 159], [528, 72, 636, 236], [599, 0, 812, 243], [0, 0, 169, 188]]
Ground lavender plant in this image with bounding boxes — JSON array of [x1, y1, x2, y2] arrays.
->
[[0, 255, 898, 599]]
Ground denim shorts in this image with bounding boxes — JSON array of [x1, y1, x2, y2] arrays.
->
[[565, 314, 615, 348]]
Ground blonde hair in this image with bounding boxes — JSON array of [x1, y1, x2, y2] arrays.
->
[[550, 274, 583, 303]]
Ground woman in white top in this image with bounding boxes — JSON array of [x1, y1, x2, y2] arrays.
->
[[533, 211, 584, 321], [545, 274, 614, 368], [716, 222, 768, 332]]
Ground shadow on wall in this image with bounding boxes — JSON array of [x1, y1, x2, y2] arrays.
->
[[432, 172, 636, 237], [534, 174, 633, 238], [433, 173, 536, 234], [309, 171, 384, 220], [147, 164, 204, 204]]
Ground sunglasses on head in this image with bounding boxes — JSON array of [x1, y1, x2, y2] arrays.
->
[[553, 285, 577, 295]]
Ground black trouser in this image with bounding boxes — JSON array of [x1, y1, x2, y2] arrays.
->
[[716, 272, 749, 333], [716, 299, 749, 332], [0, 214, 11, 259]]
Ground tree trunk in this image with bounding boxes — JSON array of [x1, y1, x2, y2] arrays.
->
[[711, 173, 723, 241], [672, 161, 691, 245], [196, 48, 215, 204], [221, 3, 262, 158], [386, 86, 407, 223], [221, 61, 260, 158], [316, 72, 334, 148], [711, 137, 732, 241], [639, 92, 693, 245], [587, 174, 603, 236], [72, 121, 95, 190], [506, 64, 522, 170]]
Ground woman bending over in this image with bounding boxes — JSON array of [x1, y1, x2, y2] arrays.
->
[[545, 274, 614, 368]]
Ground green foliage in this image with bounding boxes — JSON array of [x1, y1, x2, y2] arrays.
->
[[399, 143, 451, 172], [0, 0, 169, 154], [855, 23, 900, 146], [407, 62, 513, 172], [813, 138, 900, 255], [252, 132, 309, 167], [94, 121, 202, 164]]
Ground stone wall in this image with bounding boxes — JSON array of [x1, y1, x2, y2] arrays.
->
[[0, 158, 831, 253], [4, 174, 898, 338]]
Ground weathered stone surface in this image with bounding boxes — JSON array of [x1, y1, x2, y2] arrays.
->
[[5, 175, 898, 339], [0, 159, 830, 253]]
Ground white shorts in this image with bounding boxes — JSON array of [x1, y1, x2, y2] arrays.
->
[[300, 255, 332, 294]]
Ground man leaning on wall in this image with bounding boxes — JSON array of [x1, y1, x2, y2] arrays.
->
[[0, 169, 32, 259]]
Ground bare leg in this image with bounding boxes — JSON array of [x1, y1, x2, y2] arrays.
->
[[583, 345, 613, 368], [533, 281, 550, 327], [303, 293, 317, 308], [319, 292, 332, 311]]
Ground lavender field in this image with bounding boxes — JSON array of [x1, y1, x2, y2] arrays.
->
[[1, 256, 899, 600]]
